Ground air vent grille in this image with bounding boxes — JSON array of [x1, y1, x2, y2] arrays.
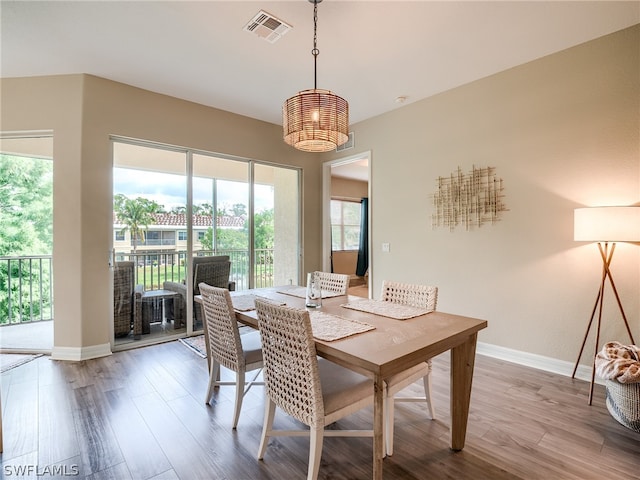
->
[[336, 132, 355, 152], [244, 10, 292, 44]]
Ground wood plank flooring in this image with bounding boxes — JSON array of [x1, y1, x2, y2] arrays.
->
[[1, 340, 639, 479]]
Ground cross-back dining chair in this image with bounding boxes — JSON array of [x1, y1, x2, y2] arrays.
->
[[198, 283, 263, 429], [314, 271, 350, 295], [381, 279, 438, 456], [254, 298, 374, 480]]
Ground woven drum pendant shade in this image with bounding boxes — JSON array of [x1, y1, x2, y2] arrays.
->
[[283, 88, 349, 152]]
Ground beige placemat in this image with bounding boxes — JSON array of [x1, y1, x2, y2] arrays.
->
[[231, 294, 285, 312], [277, 286, 345, 299], [341, 299, 429, 320], [309, 311, 375, 341]]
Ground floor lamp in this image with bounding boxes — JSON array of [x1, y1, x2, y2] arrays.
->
[[572, 206, 640, 405]]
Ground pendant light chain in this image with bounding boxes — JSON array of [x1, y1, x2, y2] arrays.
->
[[282, 0, 349, 152], [312, 1, 319, 90]]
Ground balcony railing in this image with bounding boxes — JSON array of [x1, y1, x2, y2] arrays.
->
[[0, 255, 54, 325], [0, 249, 274, 326], [114, 249, 274, 291], [133, 239, 176, 246]]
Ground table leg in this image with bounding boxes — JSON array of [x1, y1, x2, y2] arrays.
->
[[373, 374, 384, 480], [450, 332, 478, 451]]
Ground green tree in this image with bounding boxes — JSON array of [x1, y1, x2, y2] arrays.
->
[[0, 154, 53, 256], [114, 194, 163, 250], [195, 203, 213, 215], [217, 228, 248, 250], [0, 154, 53, 324], [253, 209, 274, 249], [231, 203, 247, 217], [200, 228, 214, 251], [200, 227, 248, 251]]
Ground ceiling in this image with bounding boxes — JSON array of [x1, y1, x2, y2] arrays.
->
[[3, 1, 638, 125]]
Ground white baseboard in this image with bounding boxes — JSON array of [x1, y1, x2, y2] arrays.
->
[[51, 342, 112, 361], [477, 342, 603, 386], [46, 338, 600, 385]]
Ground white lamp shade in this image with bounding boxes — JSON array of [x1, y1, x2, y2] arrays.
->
[[574, 206, 640, 242]]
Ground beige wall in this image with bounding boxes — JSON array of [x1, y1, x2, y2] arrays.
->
[[332, 251, 357, 276], [328, 25, 640, 372], [1, 75, 86, 353], [331, 176, 368, 200], [1, 74, 325, 358]]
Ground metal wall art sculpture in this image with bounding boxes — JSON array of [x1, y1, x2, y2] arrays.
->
[[431, 166, 507, 231]]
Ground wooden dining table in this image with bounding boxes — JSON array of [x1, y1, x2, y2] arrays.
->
[[202, 285, 488, 480]]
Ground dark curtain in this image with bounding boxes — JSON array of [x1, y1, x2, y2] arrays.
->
[[330, 227, 334, 273], [356, 197, 368, 276]]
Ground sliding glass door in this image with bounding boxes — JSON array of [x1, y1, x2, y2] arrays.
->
[[254, 163, 299, 288], [113, 141, 187, 346], [112, 138, 300, 348], [192, 153, 250, 291]]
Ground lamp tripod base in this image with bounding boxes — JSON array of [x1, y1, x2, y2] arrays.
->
[[571, 242, 636, 405]]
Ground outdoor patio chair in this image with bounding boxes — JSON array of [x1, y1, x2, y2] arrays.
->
[[381, 279, 438, 456], [113, 261, 143, 337], [255, 298, 374, 480], [199, 283, 263, 429], [314, 271, 350, 295], [163, 255, 234, 330]]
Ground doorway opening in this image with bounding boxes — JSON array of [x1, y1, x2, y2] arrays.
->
[[323, 151, 371, 298], [0, 133, 54, 352]]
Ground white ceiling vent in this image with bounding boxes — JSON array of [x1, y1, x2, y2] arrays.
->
[[244, 10, 292, 44]]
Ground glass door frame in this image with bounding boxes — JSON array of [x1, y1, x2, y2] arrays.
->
[[111, 136, 302, 348]]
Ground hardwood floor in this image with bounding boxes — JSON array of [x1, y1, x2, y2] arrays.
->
[[1, 340, 639, 479]]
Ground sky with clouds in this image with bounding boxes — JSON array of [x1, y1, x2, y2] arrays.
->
[[114, 168, 273, 213]]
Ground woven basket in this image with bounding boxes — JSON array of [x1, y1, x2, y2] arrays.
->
[[605, 379, 640, 433]]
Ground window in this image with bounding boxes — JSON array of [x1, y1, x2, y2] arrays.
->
[[178, 231, 187, 241], [197, 231, 206, 241], [133, 230, 175, 246], [115, 231, 125, 241], [331, 200, 361, 251]]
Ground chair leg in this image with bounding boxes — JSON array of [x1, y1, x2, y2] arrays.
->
[[423, 373, 435, 419], [205, 360, 221, 404], [385, 394, 396, 456], [308, 426, 324, 480], [258, 399, 276, 460], [232, 371, 246, 429]]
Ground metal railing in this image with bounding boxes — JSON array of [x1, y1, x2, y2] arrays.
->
[[0, 249, 274, 326], [0, 255, 54, 325], [114, 249, 274, 291]]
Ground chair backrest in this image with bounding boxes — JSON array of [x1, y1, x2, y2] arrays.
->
[[113, 261, 135, 336], [192, 256, 231, 294], [314, 271, 350, 295], [114, 261, 135, 303], [192, 255, 229, 269], [255, 298, 324, 428], [199, 282, 244, 371], [380, 280, 438, 312]]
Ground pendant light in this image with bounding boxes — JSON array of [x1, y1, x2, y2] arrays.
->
[[283, 0, 349, 152]]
